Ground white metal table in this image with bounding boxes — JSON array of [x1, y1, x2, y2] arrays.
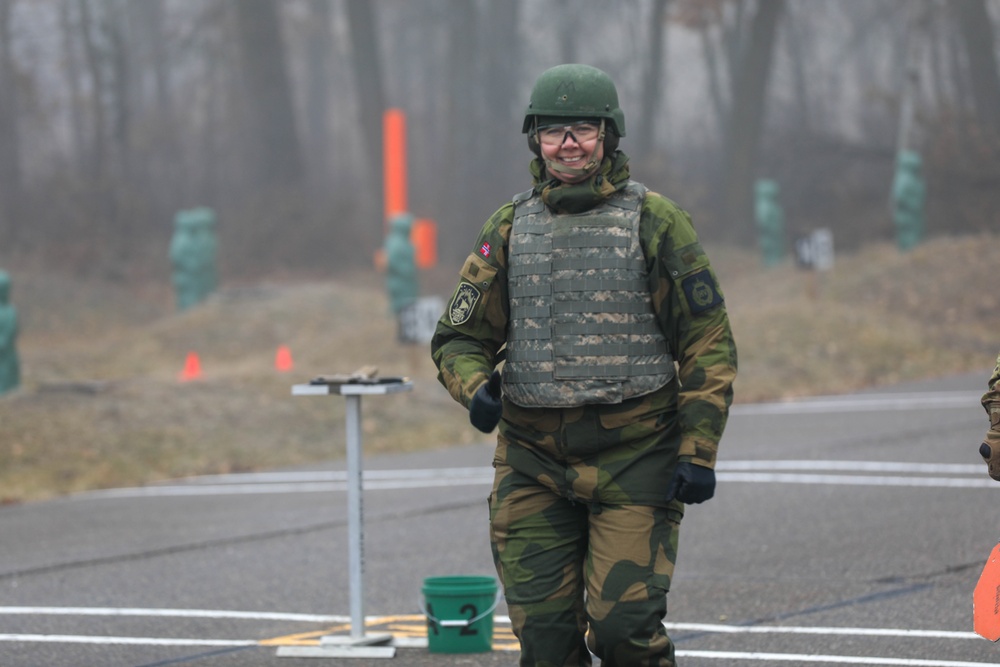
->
[[277, 379, 413, 659]]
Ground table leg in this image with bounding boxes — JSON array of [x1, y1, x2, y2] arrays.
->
[[344, 393, 364, 640]]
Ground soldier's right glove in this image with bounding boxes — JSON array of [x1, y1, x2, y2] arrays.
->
[[982, 401, 1000, 482], [469, 371, 502, 433], [980, 443, 1000, 481], [666, 461, 716, 504]]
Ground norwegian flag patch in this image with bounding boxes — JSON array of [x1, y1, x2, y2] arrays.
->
[[479, 242, 491, 258]]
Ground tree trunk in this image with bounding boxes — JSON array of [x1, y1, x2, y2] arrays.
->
[[955, 0, 1000, 139], [636, 0, 670, 163], [106, 2, 131, 177], [481, 0, 521, 203], [441, 0, 478, 263], [722, 0, 784, 241], [77, 0, 108, 180], [233, 0, 303, 188], [128, 0, 180, 216], [305, 0, 332, 192], [59, 0, 87, 173], [345, 0, 384, 211], [784, 4, 810, 132], [699, 22, 729, 145], [555, 0, 577, 64], [0, 0, 21, 240]]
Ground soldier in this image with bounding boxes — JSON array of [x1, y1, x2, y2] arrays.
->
[[980, 353, 1000, 481], [431, 64, 737, 666]]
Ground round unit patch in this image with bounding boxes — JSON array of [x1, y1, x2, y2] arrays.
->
[[681, 268, 722, 315], [449, 282, 481, 326]]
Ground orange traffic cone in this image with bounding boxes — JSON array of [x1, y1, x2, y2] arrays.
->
[[275, 345, 293, 372], [179, 351, 202, 381]]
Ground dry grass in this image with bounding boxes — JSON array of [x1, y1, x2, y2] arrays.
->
[[1, 233, 997, 502]]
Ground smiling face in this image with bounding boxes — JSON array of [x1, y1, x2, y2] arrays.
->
[[537, 121, 605, 184]]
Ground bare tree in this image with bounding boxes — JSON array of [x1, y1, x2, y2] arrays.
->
[[636, 0, 672, 163], [345, 0, 384, 210], [440, 0, 479, 261], [76, 0, 109, 180], [955, 0, 1000, 140], [304, 0, 332, 192], [721, 0, 784, 240], [0, 0, 21, 240], [480, 0, 522, 203], [233, 0, 303, 188], [2, 0, 1000, 278], [59, 0, 87, 173], [783, 2, 810, 132], [555, 0, 578, 63]]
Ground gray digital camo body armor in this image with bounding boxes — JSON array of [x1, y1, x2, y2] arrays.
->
[[503, 181, 675, 408]]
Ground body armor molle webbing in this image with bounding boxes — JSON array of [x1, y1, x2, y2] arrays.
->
[[503, 182, 674, 408]]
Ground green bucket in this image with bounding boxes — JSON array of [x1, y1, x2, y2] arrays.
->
[[420, 575, 500, 653]]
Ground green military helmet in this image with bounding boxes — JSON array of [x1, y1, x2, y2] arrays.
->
[[522, 63, 626, 137]]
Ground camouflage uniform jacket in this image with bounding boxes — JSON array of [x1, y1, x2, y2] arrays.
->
[[431, 153, 737, 508], [982, 353, 1000, 480]]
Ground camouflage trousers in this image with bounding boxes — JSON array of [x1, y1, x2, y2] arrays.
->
[[489, 462, 680, 667]]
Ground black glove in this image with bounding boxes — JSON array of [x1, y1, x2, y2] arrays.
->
[[981, 442, 1000, 482], [666, 461, 716, 504], [469, 371, 503, 433]]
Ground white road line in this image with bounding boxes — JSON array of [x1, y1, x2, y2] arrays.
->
[[0, 611, 988, 663], [170, 467, 491, 485], [71, 461, 993, 499], [675, 651, 994, 666], [0, 608, 980, 642], [73, 476, 497, 499], [663, 622, 979, 640], [0, 634, 255, 647], [720, 461, 983, 474], [155, 461, 988, 484], [730, 391, 984, 415], [0, 636, 992, 665], [0, 606, 347, 622], [716, 472, 997, 488]]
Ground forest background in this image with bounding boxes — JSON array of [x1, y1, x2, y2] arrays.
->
[[0, 0, 998, 279], [0, 0, 998, 500]]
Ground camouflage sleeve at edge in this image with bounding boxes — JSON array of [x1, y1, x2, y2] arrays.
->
[[984, 354, 1000, 409], [642, 193, 737, 469], [984, 352, 1000, 434], [430, 205, 512, 408]]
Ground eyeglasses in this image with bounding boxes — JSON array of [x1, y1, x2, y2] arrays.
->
[[537, 122, 601, 146]]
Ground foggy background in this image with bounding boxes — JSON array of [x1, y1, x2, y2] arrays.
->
[[0, 0, 997, 285]]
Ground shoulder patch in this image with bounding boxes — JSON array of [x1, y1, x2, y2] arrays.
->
[[449, 282, 481, 325], [681, 269, 723, 315]]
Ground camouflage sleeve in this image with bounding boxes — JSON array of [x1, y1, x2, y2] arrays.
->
[[984, 355, 1000, 413], [982, 354, 1000, 478], [641, 192, 737, 469], [430, 205, 513, 408]]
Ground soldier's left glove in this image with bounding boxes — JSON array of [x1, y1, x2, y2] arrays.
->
[[983, 403, 1000, 482], [469, 371, 503, 433], [666, 461, 716, 504], [981, 441, 1000, 482]]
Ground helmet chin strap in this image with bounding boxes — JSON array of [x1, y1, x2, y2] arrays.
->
[[537, 119, 606, 181]]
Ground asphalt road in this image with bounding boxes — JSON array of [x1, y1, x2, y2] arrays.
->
[[2, 371, 999, 667]]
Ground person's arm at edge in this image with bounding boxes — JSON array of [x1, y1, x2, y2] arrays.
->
[[643, 193, 737, 470], [430, 205, 512, 408]]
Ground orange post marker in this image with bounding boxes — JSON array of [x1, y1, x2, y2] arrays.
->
[[275, 345, 293, 372], [383, 108, 407, 224], [974, 541, 1000, 641], [412, 218, 438, 269], [179, 351, 202, 381]]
